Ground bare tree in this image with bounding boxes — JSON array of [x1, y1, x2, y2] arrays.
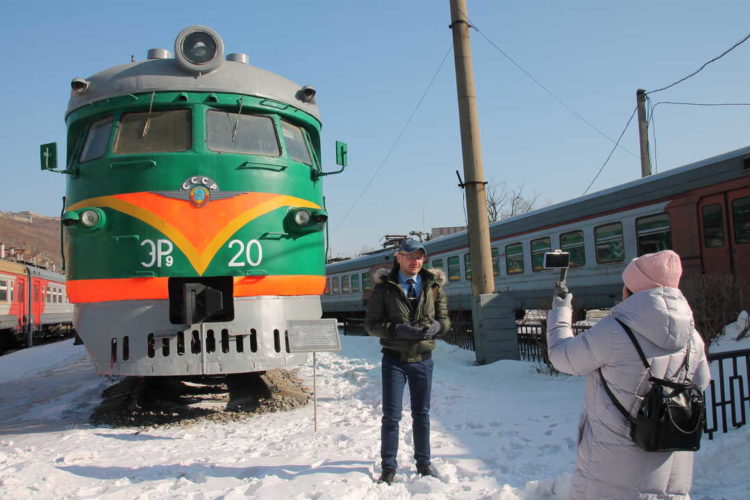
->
[[486, 181, 540, 222]]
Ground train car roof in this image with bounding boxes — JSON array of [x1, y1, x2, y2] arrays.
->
[[0, 259, 27, 275], [327, 144, 750, 272], [67, 57, 321, 122], [27, 266, 66, 282]]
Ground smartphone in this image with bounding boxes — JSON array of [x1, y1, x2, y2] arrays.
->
[[543, 251, 570, 269]]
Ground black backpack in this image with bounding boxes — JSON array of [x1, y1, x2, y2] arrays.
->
[[599, 318, 705, 452]]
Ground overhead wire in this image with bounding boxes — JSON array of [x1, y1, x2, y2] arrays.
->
[[646, 32, 750, 94], [331, 45, 453, 235], [456, 8, 638, 158], [582, 106, 637, 196]]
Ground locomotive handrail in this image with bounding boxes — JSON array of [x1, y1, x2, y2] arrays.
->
[[237, 161, 287, 172], [109, 159, 157, 169]]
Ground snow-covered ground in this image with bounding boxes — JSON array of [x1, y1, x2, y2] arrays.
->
[[0, 318, 748, 499]]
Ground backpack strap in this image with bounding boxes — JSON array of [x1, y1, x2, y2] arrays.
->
[[599, 368, 635, 424], [614, 318, 650, 370]]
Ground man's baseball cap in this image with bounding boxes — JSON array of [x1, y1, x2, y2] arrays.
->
[[398, 238, 426, 255]]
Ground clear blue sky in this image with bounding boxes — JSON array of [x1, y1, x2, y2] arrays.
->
[[3, 1, 749, 257]]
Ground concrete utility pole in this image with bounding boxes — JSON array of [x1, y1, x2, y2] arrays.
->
[[449, 0, 495, 295], [636, 89, 652, 177], [448, 0, 518, 364]]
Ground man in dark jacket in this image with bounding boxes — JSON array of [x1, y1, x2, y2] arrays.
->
[[365, 238, 450, 485]]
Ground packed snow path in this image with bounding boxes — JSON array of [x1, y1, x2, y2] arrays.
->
[[0, 335, 747, 499]]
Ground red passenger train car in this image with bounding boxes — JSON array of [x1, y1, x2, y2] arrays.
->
[[0, 259, 73, 352]]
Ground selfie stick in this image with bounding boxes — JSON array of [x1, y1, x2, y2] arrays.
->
[[556, 268, 568, 298]]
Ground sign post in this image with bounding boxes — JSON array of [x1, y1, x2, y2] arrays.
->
[[286, 318, 341, 432]]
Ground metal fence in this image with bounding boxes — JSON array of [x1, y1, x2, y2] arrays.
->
[[443, 322, 749, 440], [705, 348, 750, 439]]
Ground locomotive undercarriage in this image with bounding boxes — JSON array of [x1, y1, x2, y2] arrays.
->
[[74, 295, 320, 376]]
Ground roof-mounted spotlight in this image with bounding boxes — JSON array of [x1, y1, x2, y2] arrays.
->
[[71, 77, 90, 94], [174, 25, 224, 74], [296, 85, 316, 103]]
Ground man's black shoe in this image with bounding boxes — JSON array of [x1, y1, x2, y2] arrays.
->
[[377, 469, 396, 485], [416, 464, 437, 477]]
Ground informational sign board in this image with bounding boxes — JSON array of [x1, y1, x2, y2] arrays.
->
[[286, 318, 341, 353]]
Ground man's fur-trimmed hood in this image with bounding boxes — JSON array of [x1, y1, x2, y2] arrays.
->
[[372, 265, 447, 287]]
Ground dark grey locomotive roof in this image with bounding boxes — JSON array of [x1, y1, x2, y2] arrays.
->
[[327, 145, 750, 274], [67, 57, 321, 121]]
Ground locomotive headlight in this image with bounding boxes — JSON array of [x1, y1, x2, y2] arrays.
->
[[79, 208, 106, 230], [175, 26, 224, 74], [294, 209, 312, 226], [285, 207, 328, 236]]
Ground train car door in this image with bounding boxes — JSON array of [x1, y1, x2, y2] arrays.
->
[[698, 194, 732, 274], [727, 188, 750, 283]]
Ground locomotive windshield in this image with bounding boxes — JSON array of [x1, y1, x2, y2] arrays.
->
[[114, 109, 191, 154], [281, 121, 312, 165], [206, 111, 280, 156]]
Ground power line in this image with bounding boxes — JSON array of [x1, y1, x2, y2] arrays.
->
[[646, 32, 750, 95], [331, 46, 453, 234], [582, 106, 638, 196], [454, 9, 638, 158]]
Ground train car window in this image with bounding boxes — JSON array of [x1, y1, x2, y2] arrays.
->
[[206, 110, 280, 156], [281, 121, 312, 165], [560, 231, 585, 267], [332, 276, 340, 294], [492, 248, 500, 277], [0, 280, 7, 302], [115, 109, 191, 153], [732, 196, 750, 244], [531, 237, 551, 271], [430, 258, 444, 273], [595, 222, 624, 263], [324, 279, 330, 295], [701, 203, 725, 247], [342, 275, 350, 293], [464, 254, 471, 281], [79, 116, 113, 163], [362, 272, 372, 292], [351, 274, 360, 293], [505, 243, 524, 274], [447, 256, 461, 282], [636, 213, 672, 255]]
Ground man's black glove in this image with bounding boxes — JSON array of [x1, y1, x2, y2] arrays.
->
[[554, 280, 569, 298], [394, 323, 425, 339], [423, 316, 441, 338]]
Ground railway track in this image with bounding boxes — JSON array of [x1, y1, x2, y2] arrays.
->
[[90, 370, 311, 427]]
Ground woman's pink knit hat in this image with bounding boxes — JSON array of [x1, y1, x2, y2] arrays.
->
[[622, 250, 682, 293]]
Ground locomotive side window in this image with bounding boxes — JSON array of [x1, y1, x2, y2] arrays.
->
[[362, 272, 372, 292], [636, 213, 672, 255], [560, 231, 585, 267], [115, 109, 191, 153], [430, 258, 444, 274], [332, 276, 340, 294], [464, 254, 471, 281], [447, 256, 461, 282], [206, 111, 280, 156], [341, 275, 350, 294], [595, 222, 624, 263], [79, 116, 113, 163], [351, 274, 360, 293], [732, 196, 750, 244], [505, 243, 524, 274], [492, 247, 500, 277], [531, 237, 551, 271], [701, 203, 725, 247], [281, 120, 312, 165]]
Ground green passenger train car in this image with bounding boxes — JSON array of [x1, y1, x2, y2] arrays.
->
[[41, 26, 347, 376]]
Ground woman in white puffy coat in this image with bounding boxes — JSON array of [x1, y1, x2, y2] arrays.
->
[[547, 250, 710, 500]]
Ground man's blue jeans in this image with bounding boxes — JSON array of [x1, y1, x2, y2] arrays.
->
[[381, 353, 433, 470]]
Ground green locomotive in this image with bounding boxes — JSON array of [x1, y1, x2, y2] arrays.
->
[[41, 26, 347, 376]]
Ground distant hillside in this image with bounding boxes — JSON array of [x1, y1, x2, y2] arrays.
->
[[0, 211, 62, 272]]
